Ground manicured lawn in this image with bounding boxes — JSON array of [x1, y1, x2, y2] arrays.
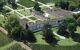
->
[[30, 43, 80, 50], [29, 17, 37, 20], [29, 27, 80, 50], [34, 32, 48, 45], [7, 4, 23, 10], [37, 0, 62, 4], [18, 0, 35, 7], [7, 12, 21, 17], [0, 15, 5, 26], [0, 32, 13, 47], [76, 26, 80, 34], [52, 27, 58, 31], [6, 43, 26, 50], [37, 0, 79, 4], [18, 9, 32, 16], [58, 38, 78, 46], [48, 15, 57, 19]]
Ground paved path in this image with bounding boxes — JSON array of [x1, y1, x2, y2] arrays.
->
[[0, 27, 8, 35], [53, 32, 66, 39], [72, 11, 80, 14], [5, 6, 33, 21]]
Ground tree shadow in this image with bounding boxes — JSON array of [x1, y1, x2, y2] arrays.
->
[[49, 38, 59, 46], [71, 33, 80, 42], [57, 30, 70, 38], [43, 37, 59, 46]]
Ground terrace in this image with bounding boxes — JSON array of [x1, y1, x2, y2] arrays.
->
[[17, 9, 32, 16], [44, 7, 73, 18]]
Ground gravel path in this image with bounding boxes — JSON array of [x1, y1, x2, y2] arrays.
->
[[53, 32, 66, 39], [0, 27, 8, 35]]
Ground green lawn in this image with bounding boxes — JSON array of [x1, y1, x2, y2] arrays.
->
[[76, 26, 80, 34], [5, 43, 26, 50], [48, 15, 57, 19], [7, 12, 21, 18], [18, 9, 32, 16], [58, 38, 78, 46], [37, 0, 63, 4], [37, 0, 79, 4], [0, 41, 16, 50], [0, 32, 13, 47], [29, 27, 80, 50], [0, 15, 5, 27], [29, 17, 37, 20], [18, 0, 35, 7]]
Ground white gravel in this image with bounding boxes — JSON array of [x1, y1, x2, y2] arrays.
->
[[53, 32, 66, 39]]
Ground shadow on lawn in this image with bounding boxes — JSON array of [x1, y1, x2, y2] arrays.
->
[[57, 30, 70, 38], [48, 38, 59, 46], [71, 33, 80, 42], [29, 43, 80, 50]]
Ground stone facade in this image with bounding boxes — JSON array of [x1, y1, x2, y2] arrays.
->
[[29, 19, 60, 32]]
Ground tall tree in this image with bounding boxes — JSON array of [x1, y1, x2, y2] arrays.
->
[[34, 2, 43, 13], [0, 0, 6, 11], [42, 24, 54, 43], [57, 17, 77, 37], [5, 16, 36, 42]]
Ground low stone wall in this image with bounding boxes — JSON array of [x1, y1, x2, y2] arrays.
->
[[28, 19, 61, 32]]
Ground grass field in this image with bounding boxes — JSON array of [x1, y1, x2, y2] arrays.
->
[[0, 15, 5, 27], [0, 32, 13, 47], [48, 15, 57, 19], [6, 43, 26, 50], [37, 0, 79, 4], [29, 27, 80, 50], [76, 26, 80, 34], [18, 9, 32, 16], [29, 17, 37, 20], [18, 0, 35, 7]]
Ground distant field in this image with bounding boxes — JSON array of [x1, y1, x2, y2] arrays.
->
[[18, 0, 35, 7]]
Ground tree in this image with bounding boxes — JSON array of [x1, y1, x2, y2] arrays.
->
[[34, 2, 43, 13], [11, 2, 17, 9], [67, 23, 76, 35], [73, 13, 80, 26], [73, 13, 80, 20], [8, 0, 11, 4], [0, 0, 6, 12], [8, 0, 17, 9], [4, 16, 23, 40], [77, 17, 80, 26], [5, 16, 20, 33], [69, 5, 76, 11], [5, 16, 36, 42], [57, 17, 77, 37], [56, 1, 69, 10], [42, 24, 54, 43], [57, 19, 69, 38], [26, 29, 36, 42]]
